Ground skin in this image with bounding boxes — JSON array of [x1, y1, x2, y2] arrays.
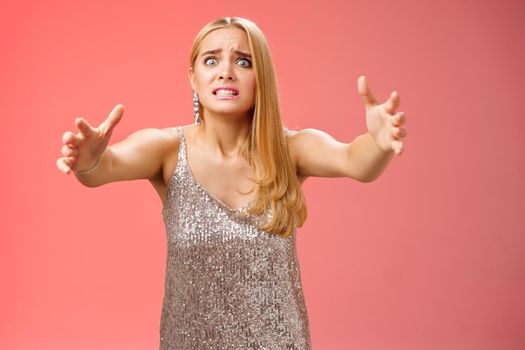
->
[[56, 27, 407, 209]]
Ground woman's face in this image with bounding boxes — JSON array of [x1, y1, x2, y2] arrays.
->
[[189, 27, 256, 120]]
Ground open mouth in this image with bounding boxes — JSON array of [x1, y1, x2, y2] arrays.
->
[[213, 89, 239, 97]]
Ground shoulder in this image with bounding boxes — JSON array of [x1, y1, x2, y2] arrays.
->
[[131, 126, 190, 187], [127, 127, 179, 142], [122, 126, 186, 153], [284, 127, 347, 180], [284, 127, 330, 138], [284, 128, 325, 183], [284, 127, 332, 151], [110, 126, 187, 172]]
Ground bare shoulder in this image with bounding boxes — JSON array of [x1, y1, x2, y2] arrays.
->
[[125, 127, 179, 145], [285, 127, 331, 139], [284, 127, 349, 179], [114, 126, 183, 157], [284, 128, 328, 183], [285, 127, 333, 153], [129, 126, 185, 196], [157, 126, 188, 185]]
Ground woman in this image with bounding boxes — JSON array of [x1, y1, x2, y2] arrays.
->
[[56, 17, 407, 350]]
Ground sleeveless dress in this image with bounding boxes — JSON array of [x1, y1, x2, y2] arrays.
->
[[160, 126, 312, 349]]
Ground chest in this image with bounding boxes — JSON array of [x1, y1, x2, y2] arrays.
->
[[186, 147, 255, 211]]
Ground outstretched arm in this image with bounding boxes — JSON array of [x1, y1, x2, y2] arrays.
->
[[56, 105, 174, 187], [288, 76, 407, 183]]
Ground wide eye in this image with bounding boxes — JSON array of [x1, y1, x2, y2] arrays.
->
[[204, 57, 217, 65], [237, 58, 252, 68]]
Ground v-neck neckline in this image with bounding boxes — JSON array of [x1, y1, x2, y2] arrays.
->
[[178, 126, 254, 213]]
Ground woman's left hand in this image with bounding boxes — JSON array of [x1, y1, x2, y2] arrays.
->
[[357, 76, 407, 155]]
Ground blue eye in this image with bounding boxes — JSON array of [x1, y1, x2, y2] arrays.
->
[[237, 58, 252, 68], [204, 57, 217, 65]]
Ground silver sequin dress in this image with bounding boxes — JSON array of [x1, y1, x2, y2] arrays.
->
[[160, 127, 312, 349]]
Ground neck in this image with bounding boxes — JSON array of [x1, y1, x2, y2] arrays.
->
[[196, 111, 252, 158]]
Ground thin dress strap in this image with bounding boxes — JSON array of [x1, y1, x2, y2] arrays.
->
[[174, 127, 187, 167]]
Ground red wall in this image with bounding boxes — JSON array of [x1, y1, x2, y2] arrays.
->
[[1, 0, 524, 349]]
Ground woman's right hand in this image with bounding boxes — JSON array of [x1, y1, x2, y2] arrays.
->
[[57, 104, 124, 174]]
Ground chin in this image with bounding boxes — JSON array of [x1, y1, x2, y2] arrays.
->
[[207, 107, 254, 118]]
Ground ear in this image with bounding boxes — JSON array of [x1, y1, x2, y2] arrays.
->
[[188, 66, 196, 91]]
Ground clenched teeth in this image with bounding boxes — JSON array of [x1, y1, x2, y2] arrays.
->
[[215, 89, 238, 96]]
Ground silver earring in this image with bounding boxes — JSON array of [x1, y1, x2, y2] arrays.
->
[[192, 91, 200, 125]]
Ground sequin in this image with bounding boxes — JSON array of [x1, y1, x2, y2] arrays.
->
[[159, 127, 312, 349]]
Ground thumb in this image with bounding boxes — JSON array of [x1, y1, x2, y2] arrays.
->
[[100, 104, 124, 134], [357, 75, 379, 107]]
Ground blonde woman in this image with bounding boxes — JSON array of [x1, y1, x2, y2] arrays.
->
[[56, 17, 407, 350]]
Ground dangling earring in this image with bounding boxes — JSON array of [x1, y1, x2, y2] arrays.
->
[[192, 91, 200, 125]]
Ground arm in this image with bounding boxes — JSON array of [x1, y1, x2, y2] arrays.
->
[[56, 105, 174, 187], [74, 128, 174, 187], [288, 76, 408, 183]]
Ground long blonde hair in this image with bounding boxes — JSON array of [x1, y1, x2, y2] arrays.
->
[[189, 17, 307, 237]]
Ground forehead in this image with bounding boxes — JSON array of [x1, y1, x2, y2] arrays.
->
[[198, 27, 251, 55]]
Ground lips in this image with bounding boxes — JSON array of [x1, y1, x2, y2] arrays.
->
[[212, 87, 239, 96]]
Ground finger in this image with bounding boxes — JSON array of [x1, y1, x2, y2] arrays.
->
[[393, 112, 406, 126], [384, 91, 400, 114], [61, 145, 77, 157], [392, 140, 404, 155], [62, 131, 82, 147], [357, 76, 379, 107], [100, 104, 124, 134], [75, 117, 95, 137], [392, 127, 407, 139], [57, 157, 72, 174]]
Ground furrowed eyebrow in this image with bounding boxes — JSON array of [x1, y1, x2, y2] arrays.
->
[[200, 48, 252, 58]]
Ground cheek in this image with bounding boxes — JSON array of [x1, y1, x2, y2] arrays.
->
[[247, 74, 256, 97], [193, 70, 212, 90]]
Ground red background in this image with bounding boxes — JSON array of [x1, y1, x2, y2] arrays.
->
[[1, 0, 524, 349]]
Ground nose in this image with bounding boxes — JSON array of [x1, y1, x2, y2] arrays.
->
[[218, 62, 236, 81]]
